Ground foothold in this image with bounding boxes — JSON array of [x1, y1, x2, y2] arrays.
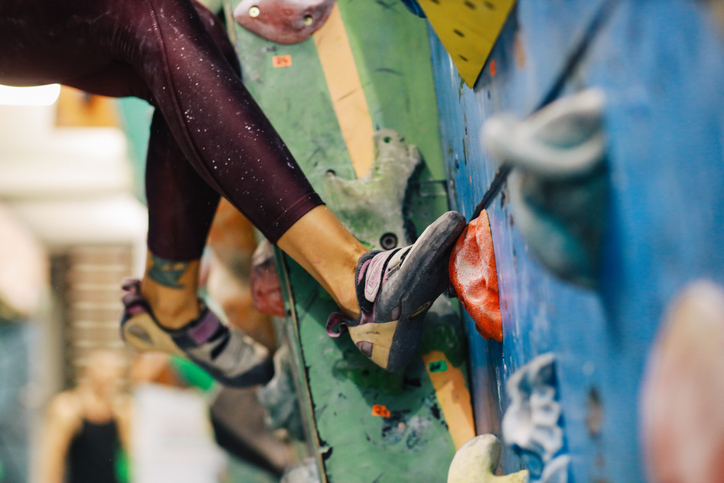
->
[[449, 209, 503, 342], [281, 457, 321, 483], [447, 434, 529, 483], [372, 404, 391, 418], [250, 239, 285, 317], [539, 456, 570, 483], [642, 281, 724, 483], [233, 0, 335, 45], [482, 89, 608, 288], [502, 353, 567, 480], [257, 345, 306, 440], [429, 360, 448, 373], [323, 129, 420, 250]]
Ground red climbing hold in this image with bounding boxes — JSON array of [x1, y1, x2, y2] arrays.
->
[[251, 240, 286, 317], [449, 210, 503, 342]]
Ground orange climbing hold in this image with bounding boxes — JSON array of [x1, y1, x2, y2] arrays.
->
[[449, 210, 503, 342]]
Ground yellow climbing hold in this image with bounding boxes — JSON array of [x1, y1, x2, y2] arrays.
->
[[417, 0, 517, 87]]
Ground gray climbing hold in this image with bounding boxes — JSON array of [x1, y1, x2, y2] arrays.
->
[[323, 129, 420, 250], [281, 457, 321, 483], [502, 353, 568, 482], [539, 455, 570, 483], [447, 434, 529, 483], [256, 345, 306, 441], [483, 89, 607, 288]]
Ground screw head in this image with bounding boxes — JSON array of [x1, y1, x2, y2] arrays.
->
[[380, 233, 398, 250]]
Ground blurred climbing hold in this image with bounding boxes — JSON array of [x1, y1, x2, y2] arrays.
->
[[502, 353, 569, 481], [482, 89, 607, 288], [642, 281, 724, 483], [323, 129, 420, 250], [257, 345, 306, 440], [251, 239, 286, 317], [447, 434, 529, 483], [233, 0, 335, 44], [449, 210, 502, 342]]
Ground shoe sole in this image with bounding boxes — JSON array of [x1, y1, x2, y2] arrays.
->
[[121, 312, 185, 356]]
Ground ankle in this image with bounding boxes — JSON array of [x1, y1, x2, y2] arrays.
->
[[329, 247, 367, 319], [148, 298, 200, 330], [140, 281, 200, 330], [337, 291, 360, 320]]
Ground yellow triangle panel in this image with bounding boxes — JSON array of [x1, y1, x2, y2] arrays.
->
[[418, 0, 516, 87]]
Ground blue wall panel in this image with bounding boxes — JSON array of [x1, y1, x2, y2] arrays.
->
[[431, 1, 724, 481]]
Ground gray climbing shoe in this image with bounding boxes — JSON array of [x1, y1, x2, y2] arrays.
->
[[121, 279, 274, 387], [326, 211, 466, 371]]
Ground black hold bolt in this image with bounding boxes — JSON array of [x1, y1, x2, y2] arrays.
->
[[380, 233, 398, 250]]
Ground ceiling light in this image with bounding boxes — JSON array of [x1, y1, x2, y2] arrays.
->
[[0, 84, 61, 106]]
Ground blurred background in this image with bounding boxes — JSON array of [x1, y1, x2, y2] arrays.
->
[[0, 83, 305, 483]]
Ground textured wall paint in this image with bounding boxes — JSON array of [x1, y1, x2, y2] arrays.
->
[[431, 1, 724, 481]]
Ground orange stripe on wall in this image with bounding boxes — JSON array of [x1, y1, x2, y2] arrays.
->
[[313, 4, 375, 178], [423, 350, 476, 450]]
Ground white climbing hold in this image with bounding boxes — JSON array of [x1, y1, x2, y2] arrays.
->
[[447, 434, 529, 483]]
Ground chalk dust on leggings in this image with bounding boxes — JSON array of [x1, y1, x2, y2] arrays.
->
[[0, 0, 324, 260]]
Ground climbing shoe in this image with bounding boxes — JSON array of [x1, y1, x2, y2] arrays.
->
[[120, 279, 274, 387], [326, 211, 466, 371]]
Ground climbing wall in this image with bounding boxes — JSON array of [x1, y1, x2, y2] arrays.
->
[[430, 0, 724, 481], [224, 1, 474, 481]]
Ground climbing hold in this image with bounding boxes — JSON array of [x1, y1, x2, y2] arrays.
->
[[250, 239, 285, 317], [449, 210, 502, 342], [483, 89, 607, 288], [414, 0, 516, 87], [447, 434, 529, 483], [642, 281, 724, 483], [233, 0, 335, 45], [323, 129, 420, 249], [502, 353, 567, 480], [281, 457, 320, 483], [257, 345, 306, 440], [372, 404, 391, 417]]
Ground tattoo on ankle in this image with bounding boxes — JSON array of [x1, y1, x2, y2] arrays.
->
[[147, 255, 190, 289]]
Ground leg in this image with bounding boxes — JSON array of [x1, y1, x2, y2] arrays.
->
[[114, 0, 465, 373], [1, 0, 464, 372], [105, 0, 368, 322], [277, 207, 367, 319], [141, 109, 220, 329]]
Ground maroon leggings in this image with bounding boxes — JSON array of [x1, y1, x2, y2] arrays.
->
[[0, 0, 323, 260]]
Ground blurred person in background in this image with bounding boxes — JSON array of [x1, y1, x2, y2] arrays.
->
[[40, 351, 131, 483]]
